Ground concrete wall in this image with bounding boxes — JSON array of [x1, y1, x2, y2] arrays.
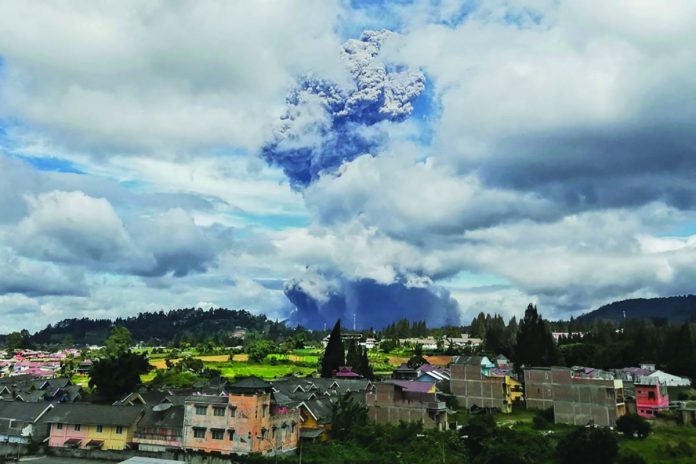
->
[[367, 384, 447, 430], [451, 363, 506, 411], [523, 368, 626, 427]]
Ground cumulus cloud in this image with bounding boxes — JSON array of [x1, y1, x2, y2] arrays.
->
[[0, 0, 345, 154], [0, 247, 87, 297], [262, 30, 425, 187], [13, 190, 230, 278]]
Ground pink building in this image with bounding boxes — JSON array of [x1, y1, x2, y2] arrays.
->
[[635, 376, 669, 418]]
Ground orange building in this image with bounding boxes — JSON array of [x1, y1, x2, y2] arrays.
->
[[182, 377, 299, 456]]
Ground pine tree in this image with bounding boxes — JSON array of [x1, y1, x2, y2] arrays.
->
[[346, 338, 361, 370], [514, 304, 561, 370], [360, 347, 374, 380], [321, 320, 345, 378]]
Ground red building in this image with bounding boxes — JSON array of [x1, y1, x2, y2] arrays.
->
[[635, 376, 669, 418]]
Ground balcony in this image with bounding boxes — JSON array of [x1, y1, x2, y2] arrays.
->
[[134, 432, 182, 442]]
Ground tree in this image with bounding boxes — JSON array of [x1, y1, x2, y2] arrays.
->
[[330, 391, 368, 440], [104, 326, 133, 357], [514, 304, 561, 370], [245, 340, 275, 363], [89, 351, 150, 400], [555, 427, 618, 464], [5, 330, 33, 353], [321, 320, 345, 378], [616, 414, 651, 439], [346, 338, 361, 369]]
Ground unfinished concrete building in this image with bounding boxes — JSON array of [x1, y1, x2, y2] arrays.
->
[[524, 367, 626, 427], [367, 381, 448, 430], [450, 356, 521, 413]]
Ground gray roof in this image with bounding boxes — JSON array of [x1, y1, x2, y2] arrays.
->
[[41, 404, 144, 426], [301, 399, 333, 423], [0, 401, 53, 422], [185, 395, 227, 405], [137, 404, 184, 430], [228, 376, 272, 393]]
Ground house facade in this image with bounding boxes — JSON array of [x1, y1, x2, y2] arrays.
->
[[524, 367, 626, 427], [450, 356, 519, 413], [44, 404, 144, 450], [182, 377, 299, 456], [367, 381, 448, 430], [634, 376, 669, 418], [133, 403, 184, 452]]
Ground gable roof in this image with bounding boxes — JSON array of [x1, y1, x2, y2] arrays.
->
[[41, 404, 144, 426], [0, 401, 53, 422]]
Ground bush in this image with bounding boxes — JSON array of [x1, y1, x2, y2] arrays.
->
[[616, 414, 651, 439], [555, 427, 618, 464]]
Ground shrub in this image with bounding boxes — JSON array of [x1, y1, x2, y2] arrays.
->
[[616, 414, 651, 439], [555, 427, 618, 464]]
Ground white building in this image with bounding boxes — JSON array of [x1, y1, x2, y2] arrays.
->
[[647, 370, 691, 387]]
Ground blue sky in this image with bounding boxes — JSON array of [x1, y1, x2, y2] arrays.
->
[[1, 0, 696, 331]]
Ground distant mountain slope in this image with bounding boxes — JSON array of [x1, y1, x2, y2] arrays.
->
[[577, 295, 696, 325], [30, 307, 290, 345]]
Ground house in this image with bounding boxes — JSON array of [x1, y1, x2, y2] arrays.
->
[[399, 337, 438, 350], [334, 367, 361, 379], [270, 376, 372, 441], [182, 377, 299, 456], [445, 334, 482, 348], [43, 404, 145, 450], [634, 377, 669, 418], [647, 370, 691, 387], [367, 381, 448, 430], [295, 399, 332, 442], [0, 402, 54, 444], [524, 367, 626, 427], [392, 364, 419, 381], [416, 365, 451, 383], [134, 403, 184, 452], [450, 356, 519, 413], [359, 338, 377, 350]]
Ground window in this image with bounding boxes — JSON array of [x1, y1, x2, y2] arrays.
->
[[212, 429, 224, 440], [193, 428, 206, 439], [262, 404, 268, 418], [56, 423, 63, 430], [230, 407, 236, 418], [96, 425, 103, 433], [228, 430, 235, 441], [195, 405, 207, 415], [648, 391, 656, 400], [74, 424, 81, 431], [213, 407, 225, 417], [116, 426, 123, 434], [291, 423, 296, 433]]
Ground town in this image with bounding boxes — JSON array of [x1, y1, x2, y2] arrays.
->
[[0, 304, 695, 463]]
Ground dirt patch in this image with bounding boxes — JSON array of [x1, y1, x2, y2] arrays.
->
[[424, 355, 452, 366], [387, 356, 409, 366]]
